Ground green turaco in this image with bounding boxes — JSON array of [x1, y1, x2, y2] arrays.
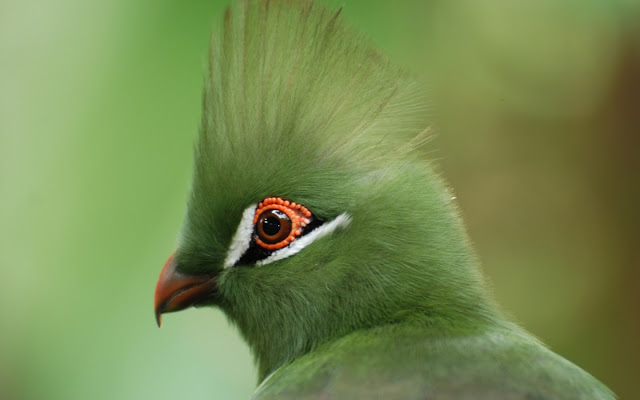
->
[[153, 1, 615, 398]]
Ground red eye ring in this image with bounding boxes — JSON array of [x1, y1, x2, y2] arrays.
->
[[253, 197, 312, 250]]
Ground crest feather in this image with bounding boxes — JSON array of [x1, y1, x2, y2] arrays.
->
[[199, 0, 430, 172]]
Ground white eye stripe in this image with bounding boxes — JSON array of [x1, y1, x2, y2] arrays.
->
[[256, 213, 351, 266], [223, 204, 258, 269], [223, 203, 351, 268]]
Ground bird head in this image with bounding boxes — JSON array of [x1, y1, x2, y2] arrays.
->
[[154, 0, 495, 379]]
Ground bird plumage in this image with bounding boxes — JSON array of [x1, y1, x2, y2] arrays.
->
[[154, 1, 615, 398]]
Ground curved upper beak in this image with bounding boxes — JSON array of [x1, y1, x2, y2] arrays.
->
[[154, 252, 218, 327]]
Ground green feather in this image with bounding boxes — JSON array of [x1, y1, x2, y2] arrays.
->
[[170, 0, 615, 398]]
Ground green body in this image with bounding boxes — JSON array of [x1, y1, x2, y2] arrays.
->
[[252, 323, 612, 399], [171, 1, 615, 398]]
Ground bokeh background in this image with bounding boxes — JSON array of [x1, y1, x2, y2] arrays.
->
[[2, 0, 638, 398]]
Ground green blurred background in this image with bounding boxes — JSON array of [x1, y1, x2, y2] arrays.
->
[[1, 0, 638, 398]]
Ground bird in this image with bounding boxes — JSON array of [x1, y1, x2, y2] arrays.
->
[[153, 1, 616, 399]]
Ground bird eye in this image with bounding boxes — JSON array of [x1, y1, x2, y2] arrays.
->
[[256, 210, 290, 244], [253, 197, 313, 250], [223, 197, 350, 268]]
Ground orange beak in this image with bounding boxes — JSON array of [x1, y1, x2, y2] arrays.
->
[[154, 253, 218, 327]]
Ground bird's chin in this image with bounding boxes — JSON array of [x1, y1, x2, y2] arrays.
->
[[192, 295, 219, 308], [154, 253, 219, 327]]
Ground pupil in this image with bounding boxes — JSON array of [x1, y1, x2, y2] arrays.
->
[[262, 216, 281, 236]]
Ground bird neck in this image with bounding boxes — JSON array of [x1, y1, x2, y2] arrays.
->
[[232, 294, 503, 382]]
